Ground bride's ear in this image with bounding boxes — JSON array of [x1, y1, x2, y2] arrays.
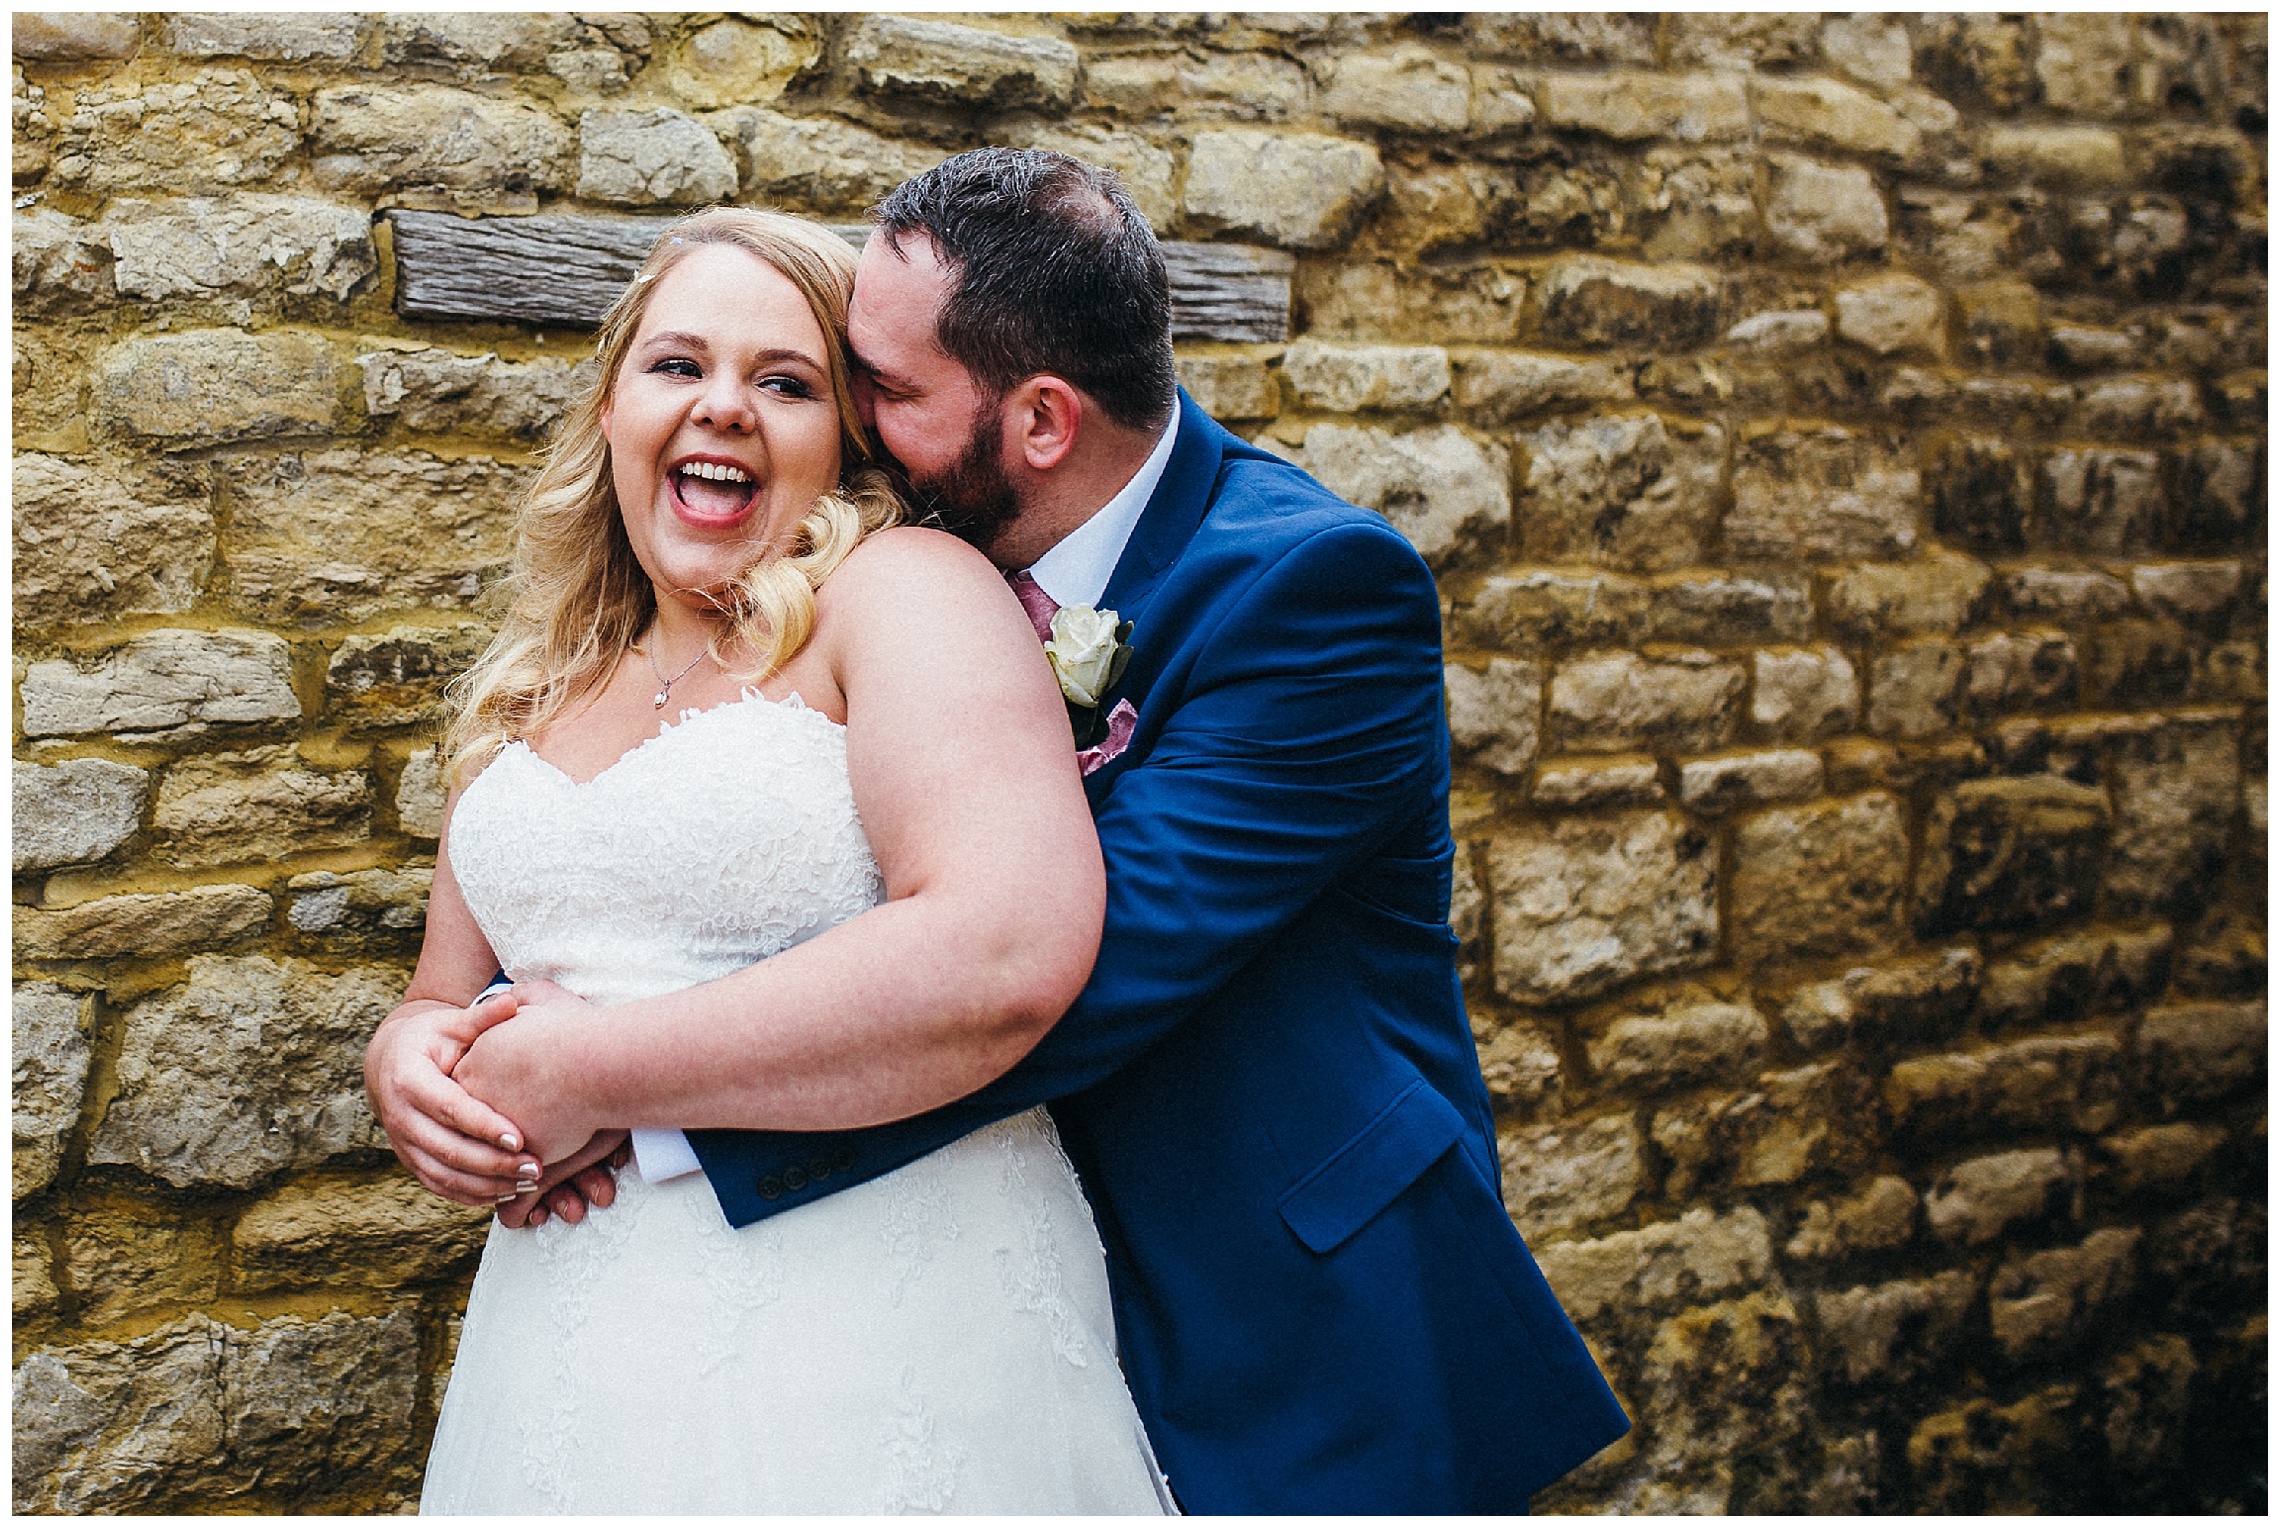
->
[[1013, 376, 1081, 473]]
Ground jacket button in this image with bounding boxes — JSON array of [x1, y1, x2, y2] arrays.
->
[[783, 1165, 808, 1191], [757, 1174, 782, 1200], [808, 1155, 833, 1180], [834, 1143, 857, 1172]]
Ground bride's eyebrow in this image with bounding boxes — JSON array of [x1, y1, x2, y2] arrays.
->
[[639, 331, 823, 370]]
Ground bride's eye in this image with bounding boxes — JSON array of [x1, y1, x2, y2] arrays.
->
[[759, 375, 814, 399], [650, 357, 702, 379]]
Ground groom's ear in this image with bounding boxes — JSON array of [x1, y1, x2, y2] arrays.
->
[[1009, 375, 1083, 473]]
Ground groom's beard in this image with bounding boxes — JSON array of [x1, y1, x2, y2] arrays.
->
[[906, 400, 1022, 555]]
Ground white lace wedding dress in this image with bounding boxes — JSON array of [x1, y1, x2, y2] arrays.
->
[[419, 691, 1174, 1514]]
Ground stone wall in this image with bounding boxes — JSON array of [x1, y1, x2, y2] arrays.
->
[[12, 11, 2266, 1514]]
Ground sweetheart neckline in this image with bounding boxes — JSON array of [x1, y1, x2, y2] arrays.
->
[[506, 687, 844, 789]]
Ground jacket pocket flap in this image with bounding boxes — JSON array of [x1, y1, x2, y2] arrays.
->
[[1277, 1080, 1467, 1254]]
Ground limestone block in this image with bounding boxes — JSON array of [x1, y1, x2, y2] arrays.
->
[[2099, 1123, 2227, 1196], [1727, 423, 1919, 561], [1644, 570, 1815, 646], [1828, 551, 1992, 642], [1450, 349, 1635, 421], [11, 1317, 227, 1514], [1924, 1147, 2071, 1246], [17, 885, 272, 960], [63, 1206, 223, 1327], [1821, 16, 1913, 88], [1886, 1033, 2126, 1141], [576, 107, 737, 205], [1765, 153, 1888, 263], [2084, 618, 2195, 708], [13, 12, 140, 60], [1173, 352, 1278, 421], [222, 448, 528, 623], [311, 85, 573, 207], [324, 623, 493, 728], [153, 747, 372, 871], [379, 13, 585, 76], [1669, 11, 1820, 69], [1751, 646, 1860, 741], [1449, 851, 1483, 951], [105, 194, 375, 304], [52, 71, 300, 194], [1729, 793, 1907, 964], [88, 955, 400, 1190], [1866, 639, 1966, 739], [1182, 130, 1384, 250], [93, 329, 335, 448], [219, 1310, 421, 1485], [1459, 567, 1648, 650], [1906, 1382, 2083, 1514], [1538, 256, 1720, 348], [1498, 1113, 1645, 1240], [163, 13, 363, 63], [1535, 1206, 1771, 1323], [1634, 1288, 1810, 1492], [286, 867, 432, 950], [13, 456, 214, 629], [1985, 125, 2128, 187], [1779, 946, 1981, 1052], [1916, 777, 2108, 935], [1443, 658, 1542, 776], [1537, 71, 1749, 143], [16, 1231, 58, 1319], [2072, 376, 2203, 438], [1588, 995, 1767, 1091], [1082, 50, 1308, 120], [2005, 567, 2132, 622], [1284, 423, 1508, 569], [2130, 560, 2244, 626], [2139, 1002, 2266, 1111], [2101, 719, 2240, 911], [1754, 75, 1921, 161], [702, 107, 947, 212], [13, 209, 115, 315], [1832, 272, 1945, 358], [1518, 413, 1725, 572], [21, 629, 298, 739], [1989, 1227, 2140, 1361], [1677, 749, 1823, 815], [1550, 649, 1744, 755], [234, 1175, 490, 1290], [1475, 1021, 1561, 1108], [2167, 439, 2261, 550], [2098, 1334, 2199, 1473], [1955, 280, 2043, 368], [665, 18, 819, 109], [1007, 124, 1175, 232], [1321, 46, 1471, 133], [358, 344, 590, 443], [1785, 1175, 1920, 1259], [1298, 259, 1526, 344], [1925, 434, 2034, 551], [14, 983, 92, 1202], [1489, 810, 1717, 1002], [1280, 338, 1449, 412], [1915, 14, 2037, 112], [14, 760, 147, 875], [844, 15, 1075, 110], [2048, 321, 2141, 371], [1629, 145, 1763, 261], [395, 749, 446, 839], [1652, 1058, 1867, 1194], [2036, 14, 2139, 117], [1960, 630, 2079, 714], [1471, 13, 1657, 66], [1818, 1271, 1977, 1383], [1724, 309, 1829, 352], [1978, 924, 2173, 1033], [1466, 65, 1538, 135], [1530, 755, 1665, 810]]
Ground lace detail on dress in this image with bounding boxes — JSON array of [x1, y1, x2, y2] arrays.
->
[[419, 692, 1169, 1515]]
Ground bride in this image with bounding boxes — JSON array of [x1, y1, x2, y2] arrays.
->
[[369, 208, 1173, 1514]]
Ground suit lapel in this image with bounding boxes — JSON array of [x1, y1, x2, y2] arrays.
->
[[1098, 390, 1224, 624]]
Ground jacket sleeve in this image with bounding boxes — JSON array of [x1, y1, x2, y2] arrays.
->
[[690, 515, 1449, 1225]]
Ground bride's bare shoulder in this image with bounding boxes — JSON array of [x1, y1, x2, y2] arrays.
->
[[821, 525, 1007, 609]]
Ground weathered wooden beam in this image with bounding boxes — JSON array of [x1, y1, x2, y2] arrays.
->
[[387, 211, 1291, 342]]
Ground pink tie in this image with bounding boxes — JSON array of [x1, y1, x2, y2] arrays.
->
[[1009, 569, 1058, 643]]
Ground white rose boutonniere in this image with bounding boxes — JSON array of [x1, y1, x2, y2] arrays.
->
[[1043, 604, 1133, 747]]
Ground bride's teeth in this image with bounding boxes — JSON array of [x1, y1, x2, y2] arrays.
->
[[681, 461, 751, 483]]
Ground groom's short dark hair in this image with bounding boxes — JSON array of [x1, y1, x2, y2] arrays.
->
[[873, 148, 1177, 432]]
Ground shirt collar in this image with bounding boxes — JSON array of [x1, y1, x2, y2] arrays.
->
[[1023, 414, 1179, 612]]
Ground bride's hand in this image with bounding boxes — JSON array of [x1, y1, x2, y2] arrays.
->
[[366, 990, 546, 1206], [452, 979, 604, 1165], [496, 1131, 633, 1230]]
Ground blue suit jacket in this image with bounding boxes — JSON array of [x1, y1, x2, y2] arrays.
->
[[685, 394, 1629, 1511]]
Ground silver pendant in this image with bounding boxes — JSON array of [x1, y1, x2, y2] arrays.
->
[[654, 690, 670, 708]]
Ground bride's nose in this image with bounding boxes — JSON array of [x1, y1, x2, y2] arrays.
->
[[691, 374, 758, 433]]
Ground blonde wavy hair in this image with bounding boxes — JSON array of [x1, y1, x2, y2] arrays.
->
[[444, 208, 904, 785]]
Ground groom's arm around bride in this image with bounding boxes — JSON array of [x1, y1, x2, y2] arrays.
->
[[373, 149, 1628, 1512]]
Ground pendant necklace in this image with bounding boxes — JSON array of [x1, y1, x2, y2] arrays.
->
[[640, 635, 712, 709]]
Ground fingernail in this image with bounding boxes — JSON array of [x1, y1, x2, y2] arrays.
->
[[494, 1191, 521, 1203], [498, 1132, 521, 1152], [516, 1162, 541, 1180]]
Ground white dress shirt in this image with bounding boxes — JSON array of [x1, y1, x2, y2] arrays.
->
[[630, 414, 1180, 1186]]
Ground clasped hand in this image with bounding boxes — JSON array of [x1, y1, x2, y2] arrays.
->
[[365, 980, 625, 1229]]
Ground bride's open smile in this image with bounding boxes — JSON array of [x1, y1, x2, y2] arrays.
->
[[601, 242, 843, 606]]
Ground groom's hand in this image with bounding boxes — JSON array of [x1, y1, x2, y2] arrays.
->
[[366, 991, 544, 1206], [496, 1131, 632, 1230]]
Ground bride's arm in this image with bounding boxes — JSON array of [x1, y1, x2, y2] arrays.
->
[[451, 527, 1103, 1161]]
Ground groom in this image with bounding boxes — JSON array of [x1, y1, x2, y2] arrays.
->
[[403, 149, 1627, 1510]]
